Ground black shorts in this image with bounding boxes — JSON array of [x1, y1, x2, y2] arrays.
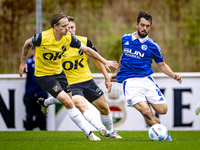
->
[[70, 79, 104, 103], [36, 71, 71, 98]]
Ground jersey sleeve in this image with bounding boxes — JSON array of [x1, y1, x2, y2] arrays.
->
[[70, 36, 81, 48], [87, 39, 97, 52], [152, 44, 164, 63], [32, 33, 42, 46]]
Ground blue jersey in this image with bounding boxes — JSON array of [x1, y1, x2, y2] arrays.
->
[[25, 56, 46, 94], [117, 33, 164, 82]]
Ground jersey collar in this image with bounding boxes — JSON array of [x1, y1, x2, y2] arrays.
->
[[132, 31, 149, 43]]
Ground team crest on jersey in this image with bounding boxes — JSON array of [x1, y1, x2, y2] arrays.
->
[[52, 85, 60, 92], [141, 44, 148, 51]]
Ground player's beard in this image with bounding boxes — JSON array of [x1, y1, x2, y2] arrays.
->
[[138, 29, 149, 38]]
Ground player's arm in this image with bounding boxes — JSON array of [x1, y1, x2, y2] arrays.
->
[[87, 39, 112, 93], [19, 38, 33, 77], [19, 33, 41, 77], [157, 62, 182, 84], [93, 59, 112, 93], [110, 55, 122, 82], [80, 43, 118, 71]]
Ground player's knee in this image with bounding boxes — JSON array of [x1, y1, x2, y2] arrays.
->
[[100, 108, 109, 115], [158, 107, 168, 114], [74, 101, 88, 113], [98, 104, 110, 115], [92, 100, 110, 115], [63, 100, 74, 109], [152, 103, 168, 115]]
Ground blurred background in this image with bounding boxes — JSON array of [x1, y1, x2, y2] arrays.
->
[[1, 0, 200, 132], [0, 0, 200, 74]]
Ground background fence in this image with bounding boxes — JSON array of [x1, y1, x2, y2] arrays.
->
[[1, 73, 200, 131]]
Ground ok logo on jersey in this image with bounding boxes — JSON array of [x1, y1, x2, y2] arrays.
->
[[62, 58, 84, 70], [43, 46, 66, 61]]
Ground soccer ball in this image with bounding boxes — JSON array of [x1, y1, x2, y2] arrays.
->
[[148, 124, 168, 141]]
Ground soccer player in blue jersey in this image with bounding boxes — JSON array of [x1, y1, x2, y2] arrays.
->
[[23, 47, 48, 130], [111, 11, 182, 141]]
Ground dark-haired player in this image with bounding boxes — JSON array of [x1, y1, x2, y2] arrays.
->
[[111, 11, 182, 141]]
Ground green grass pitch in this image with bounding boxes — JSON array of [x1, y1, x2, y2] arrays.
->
[[0, 131, 199, 150]]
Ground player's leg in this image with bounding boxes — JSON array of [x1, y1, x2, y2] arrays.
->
[[147, 106, 172, 141], [82, 79, 122, 138], [36, 92, 48, 130], [35, 103, 47, 130], [72, 95, 110, 137], [144, 76, 172, 141], [36, 73, 100, 140], [56, 91, 101, 140], [70, 81, 111, 137], [92, 95, 122, 138], [82, 80, 112, 131], [123, 77, 171, 140], [37, 96, 61, 114], [23, 93, 34, 130], [92, 95, 112, 129], [37, 86, 110, 137], [72, 95, 103, 129], [38, 89, 72, 108], [151, 103, 168, 115], [44, 96, 61, 106], [145, 76, 168, 115], [134, 102, 172, 141], [134, 101, 160, 126], [123, 77, 158, 126]]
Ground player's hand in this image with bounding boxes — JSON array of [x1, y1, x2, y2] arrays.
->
[[105, 78, 112, 93], [110, 73, 117, 82], [174, 74, 182, 84], [104, 61, 118, 72], [19, 60, 27, 77]]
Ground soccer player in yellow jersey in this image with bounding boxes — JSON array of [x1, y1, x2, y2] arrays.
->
[[19, 13, 118, 140], [37, 16, 122, 138]]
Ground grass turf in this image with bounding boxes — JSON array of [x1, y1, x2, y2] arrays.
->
[[0, 131, 199, 150]]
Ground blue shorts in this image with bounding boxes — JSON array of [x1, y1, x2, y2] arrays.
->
[[36, 71, 71, 98], [70, 79, 104, 103]]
